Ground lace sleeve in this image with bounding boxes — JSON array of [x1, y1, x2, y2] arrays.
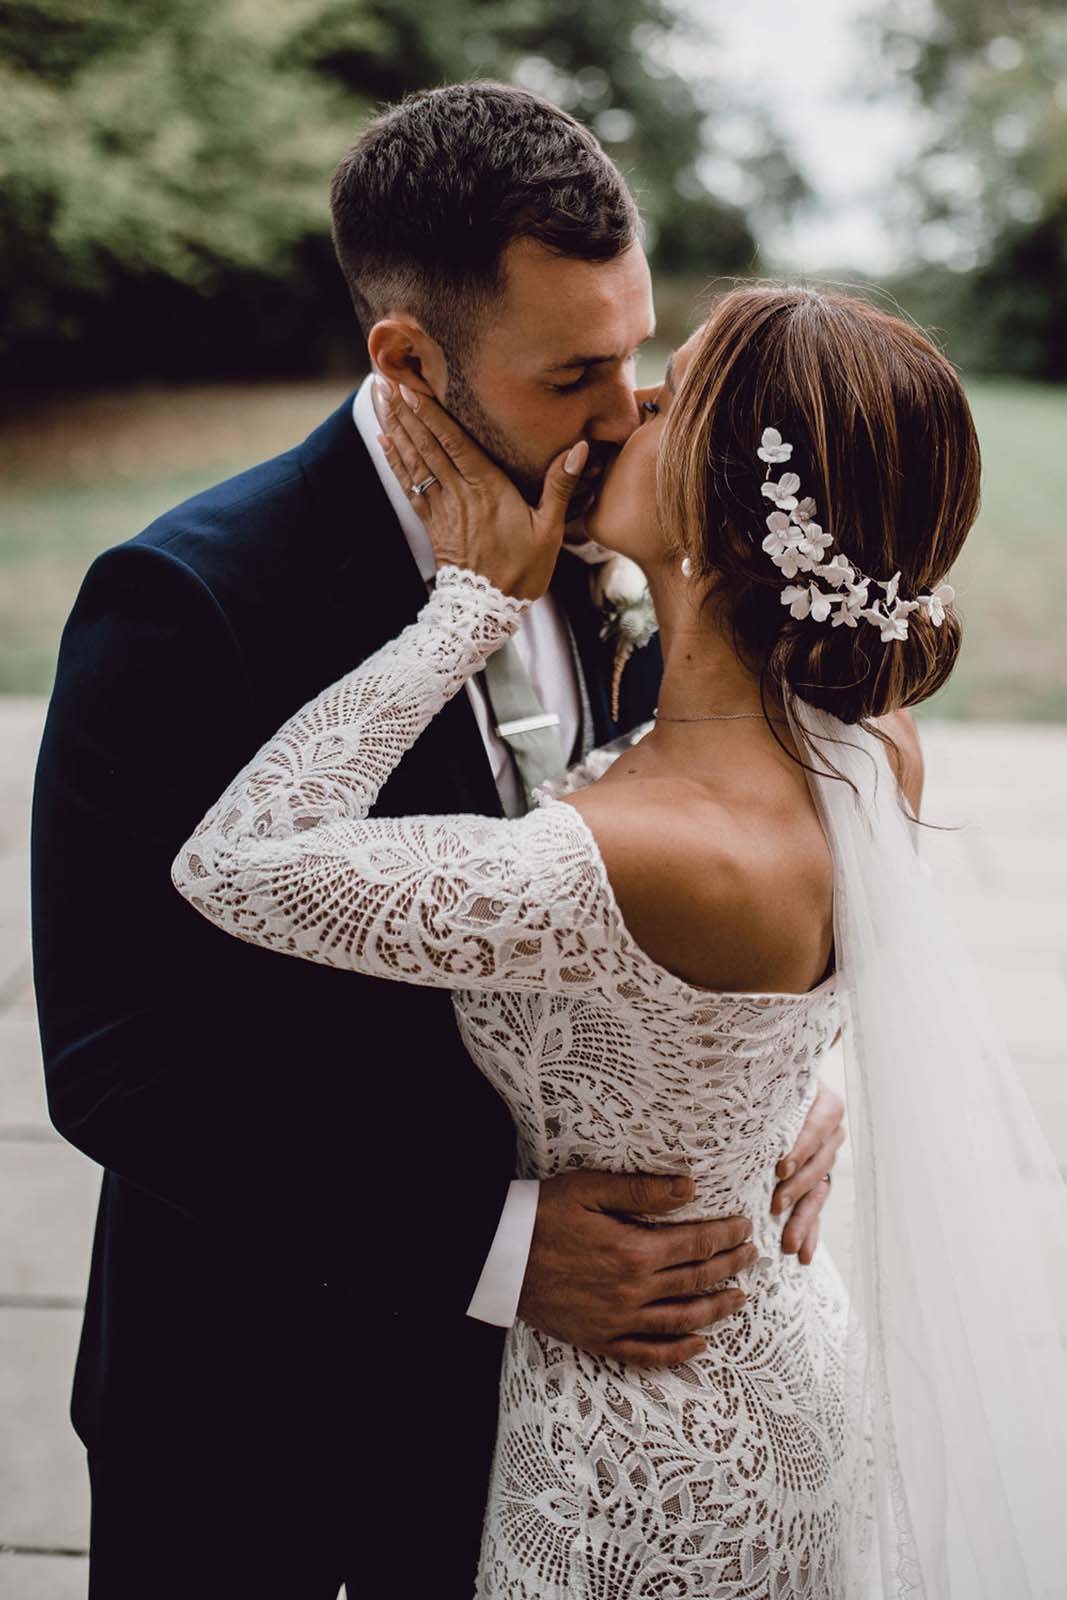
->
[[171, 565, 618, 994]]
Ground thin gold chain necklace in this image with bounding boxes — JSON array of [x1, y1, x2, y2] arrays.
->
[[653, 709, 767, 722]]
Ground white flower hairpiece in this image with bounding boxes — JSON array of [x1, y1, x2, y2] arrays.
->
[[757, 429, 955, 641], [758, 427, 794, 465]]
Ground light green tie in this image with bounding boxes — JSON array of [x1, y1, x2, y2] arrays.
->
[[481, 636, 567, 817]]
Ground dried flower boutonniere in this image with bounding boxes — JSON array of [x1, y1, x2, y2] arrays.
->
[[592, 555, 659, 721]]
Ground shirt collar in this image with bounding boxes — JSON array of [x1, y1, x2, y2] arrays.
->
[[352, 375, 437, 584]]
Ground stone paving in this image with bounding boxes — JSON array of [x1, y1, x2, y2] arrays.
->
[[0, 699, 1064, 1597]]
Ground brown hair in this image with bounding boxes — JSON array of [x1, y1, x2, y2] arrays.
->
[[330, 82, 639, 367], [658, 284, 981, 727]]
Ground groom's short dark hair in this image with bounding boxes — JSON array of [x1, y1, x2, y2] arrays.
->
[[330, 81, 640, 361]]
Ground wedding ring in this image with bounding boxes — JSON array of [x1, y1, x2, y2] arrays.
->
[[411, 474, 438, 497]]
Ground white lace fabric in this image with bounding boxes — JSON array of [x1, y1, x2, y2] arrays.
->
[[174, 565, 856, 1597]]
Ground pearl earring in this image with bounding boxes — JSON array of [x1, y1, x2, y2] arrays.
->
[[680, 556, 693, 578]]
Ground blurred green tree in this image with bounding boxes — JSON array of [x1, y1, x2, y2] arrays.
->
[[876, 0, 1067, 377], [0, 0, 798, 382], [302, 0, 787, 267], [0, 0, 372, 377]]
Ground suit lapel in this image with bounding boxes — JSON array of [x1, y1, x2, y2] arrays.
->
[[549, 553, 612, 745], [297, 397, 504, 819], [550, 552, 663, 746], [295, 398, 661, 808]]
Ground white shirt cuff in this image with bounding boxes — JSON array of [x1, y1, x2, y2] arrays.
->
[[465, 1178, 540, 1328]]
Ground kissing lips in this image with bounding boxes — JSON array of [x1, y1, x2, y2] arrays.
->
[[568, 483, 599, 522], [565, 453, 611, 523]]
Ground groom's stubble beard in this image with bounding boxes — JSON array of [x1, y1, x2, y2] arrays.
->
[[443, 355, 619, 526], [442, 355, 547, 507]]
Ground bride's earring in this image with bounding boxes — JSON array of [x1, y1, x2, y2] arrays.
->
[[680, 556, 693, 578]]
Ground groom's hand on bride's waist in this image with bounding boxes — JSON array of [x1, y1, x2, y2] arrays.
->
[[517, 1084, 846, 1367], [517, 1171, 756, 1368]]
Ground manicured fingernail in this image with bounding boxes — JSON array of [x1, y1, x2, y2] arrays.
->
[[376, 432, 393, 452], [780, 1160, 796, 1180], [564, 441, 587, 474], [398, 383, 419, 409]]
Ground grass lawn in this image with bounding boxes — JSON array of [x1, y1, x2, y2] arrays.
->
[[916, 380, 1067, 722], [1, 374, 1064, 719]]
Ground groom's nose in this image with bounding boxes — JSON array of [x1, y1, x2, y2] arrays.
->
[[585, 375, 643, 446]]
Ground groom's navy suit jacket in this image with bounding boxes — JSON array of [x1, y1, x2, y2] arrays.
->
[[31, 394, 663, 1592]]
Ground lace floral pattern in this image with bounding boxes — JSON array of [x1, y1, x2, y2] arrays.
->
[[173, 565, 858, 1598], [469, 983, 851, 1599]]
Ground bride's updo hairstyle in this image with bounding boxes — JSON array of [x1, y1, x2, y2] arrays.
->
[[658, 284, 981, 725]]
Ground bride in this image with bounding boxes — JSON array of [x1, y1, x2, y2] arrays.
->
[[172, 283, 1067, 1597]]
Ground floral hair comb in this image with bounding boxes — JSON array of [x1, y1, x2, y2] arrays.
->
[[757, 428, 954, 641]]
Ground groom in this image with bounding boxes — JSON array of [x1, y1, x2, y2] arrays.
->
[[31, 81, 844, 1598]]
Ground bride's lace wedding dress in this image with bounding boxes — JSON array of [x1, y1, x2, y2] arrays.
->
[[173, 566, 862, 1598]]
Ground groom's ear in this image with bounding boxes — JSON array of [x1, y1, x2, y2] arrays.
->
[[368, 317, 447, 402]]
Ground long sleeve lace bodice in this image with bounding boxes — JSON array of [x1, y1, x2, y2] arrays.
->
[[173, 565, 853, 1598], [173, 566, 618, 997]]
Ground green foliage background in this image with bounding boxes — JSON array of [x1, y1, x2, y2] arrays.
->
[[876, 0, 1067, 378], [0, 0, 794, 383], [2, 0, 1064, 717]]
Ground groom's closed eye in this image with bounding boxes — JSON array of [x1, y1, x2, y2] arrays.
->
[[550, 369, 596, 395], [544, 333, 656, 395], [546, 358, 620, 396]]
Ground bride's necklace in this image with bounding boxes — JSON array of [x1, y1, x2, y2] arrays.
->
[[653, 708, 767, 722]]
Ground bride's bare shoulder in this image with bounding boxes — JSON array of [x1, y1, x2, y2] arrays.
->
[[559, 777, 833, 994]]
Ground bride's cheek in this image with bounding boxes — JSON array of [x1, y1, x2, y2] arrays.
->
[[635, 441, 660, 518]]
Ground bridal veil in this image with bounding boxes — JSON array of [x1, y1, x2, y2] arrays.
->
[[789, 699, 1067, 1597]]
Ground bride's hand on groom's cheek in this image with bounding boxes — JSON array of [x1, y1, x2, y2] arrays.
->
[[772, 1081, 846, 1266], [376, 378, 588, 602], [517, 1170, 757, 1369]]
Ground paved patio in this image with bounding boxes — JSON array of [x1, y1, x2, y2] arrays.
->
[[1, 698, 1065, 1597]]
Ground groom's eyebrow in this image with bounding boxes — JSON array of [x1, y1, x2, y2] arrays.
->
[[543, 331, 656, 373]]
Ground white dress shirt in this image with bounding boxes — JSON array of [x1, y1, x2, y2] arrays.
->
[[352, 376, 583, 1326]]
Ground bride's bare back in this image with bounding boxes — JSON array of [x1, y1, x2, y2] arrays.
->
[[566, 708, 923, 996]]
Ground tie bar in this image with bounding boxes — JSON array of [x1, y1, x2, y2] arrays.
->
[[495, 712, 561, 738]]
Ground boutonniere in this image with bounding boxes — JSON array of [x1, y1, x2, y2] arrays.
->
[[592, 555, 659, 721]]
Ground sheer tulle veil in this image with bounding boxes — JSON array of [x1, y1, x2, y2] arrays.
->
[[786, 696, 1067, 1597]]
